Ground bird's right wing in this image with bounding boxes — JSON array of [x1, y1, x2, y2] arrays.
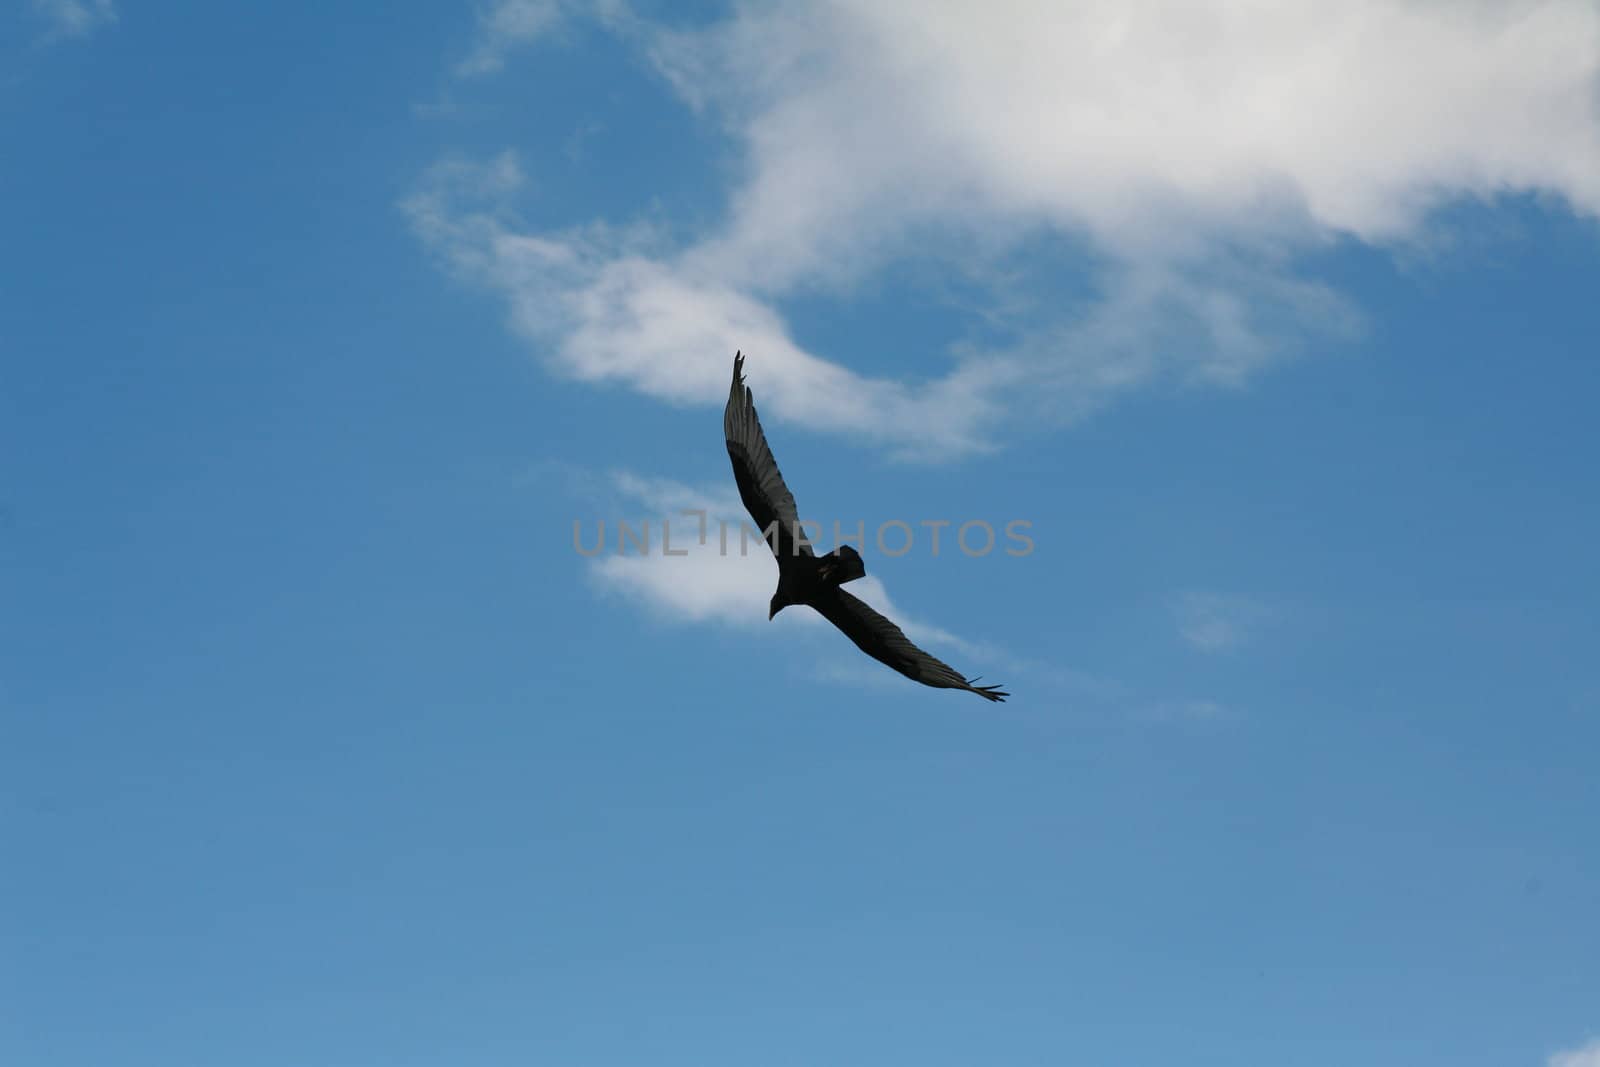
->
[[813, 588, 1009, 702], [724, 352, 813, 560]]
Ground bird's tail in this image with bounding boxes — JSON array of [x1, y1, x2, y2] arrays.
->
[[817, 544, 866, 586]]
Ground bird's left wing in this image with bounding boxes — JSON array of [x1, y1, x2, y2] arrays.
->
[[812, 588, 1008, 702], [724, 352, 813, 560]]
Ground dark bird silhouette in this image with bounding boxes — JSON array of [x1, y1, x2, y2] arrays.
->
[[724, 352, 1009, 702]]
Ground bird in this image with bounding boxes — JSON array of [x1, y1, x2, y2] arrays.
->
[[723, 351, 1009, 702]]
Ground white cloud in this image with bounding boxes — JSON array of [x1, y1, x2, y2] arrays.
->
[[656, 0, 1599, 265], [1172, 591, 1271, 653], [556, 467, 1235, 708], [582, 470, 981, 657], [32, 0, 116, 39], [1551, 1039, 1600, 1067], [456, 0, 565, 76], [455, 0, 630, 76], [405, 155, 1002, 459], [413, 0, 1600, 457], [584, 490, 780, 627]]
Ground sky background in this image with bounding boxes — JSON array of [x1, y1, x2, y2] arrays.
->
[[4, 2, 1599, 1065]]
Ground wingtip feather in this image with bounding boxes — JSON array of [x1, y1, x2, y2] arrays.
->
[[965, 676, 1010, 702]]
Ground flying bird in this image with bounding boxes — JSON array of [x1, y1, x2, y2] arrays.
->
[[724, 352, 1009, 702]]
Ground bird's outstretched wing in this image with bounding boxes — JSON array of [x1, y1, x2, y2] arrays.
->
[[724, 352, 813, 560], [812, 587, 1009, 702]]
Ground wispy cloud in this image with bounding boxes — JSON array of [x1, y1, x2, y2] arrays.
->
[[456, 0, 564, 76], [806, 657, 915, 694], [32, 0, 116, 40], [455, 0, 628, 76], [1136, 698, 1235, 724], [1551, 1039, 1600, 1067], [1172, 591, 1272, 653], [581, 469, 980, 659], [413, 1, 1600, 458], [564, 467, 1225, 713], [404, 154, 1002, 460]]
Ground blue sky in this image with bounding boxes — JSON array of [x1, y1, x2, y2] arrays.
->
[[4, 2, 1599, 1065]]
